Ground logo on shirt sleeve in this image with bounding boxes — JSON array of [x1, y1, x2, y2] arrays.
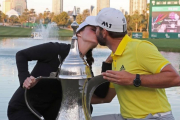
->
[[120, 65, 125, 71]]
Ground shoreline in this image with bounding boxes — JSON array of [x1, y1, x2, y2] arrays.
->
[[1, 26, 180, 52]]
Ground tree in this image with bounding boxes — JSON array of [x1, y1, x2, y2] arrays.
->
[[35, 13, 43, 23], [9, 15, 19, 25], [138, 14, 147, 32], [132, 10, 141, 32], [76, 14, 83, 24], [23, 9, 30, 27], [49, 12, 55, 22], [59, 12, 69, 27], [19, 14, 27, 27], [43, 11, 50, 24], [0, 11, 8, 25], [67, 19, 73, 28], [52, 12, 69, 27], [82, 9, 90, 21], [146, 3, 150, 32], [125, 15, 135, 31], [29, 9, 36, 23]]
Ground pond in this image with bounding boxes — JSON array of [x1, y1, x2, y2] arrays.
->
[[0, 37, 180, 120]]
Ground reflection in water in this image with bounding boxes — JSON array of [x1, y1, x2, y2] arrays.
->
[[0, 38, 180, 120]]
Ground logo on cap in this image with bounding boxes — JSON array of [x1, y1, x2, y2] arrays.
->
[[102, 21, 112, 28], [122, 18, 126, 24]]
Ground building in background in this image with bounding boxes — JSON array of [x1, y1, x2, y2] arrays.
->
[[76, 7, 80, 14], [90, 5, 97, 16], [2, 0, 11, 14], [151, 0, 180, 5], [2, 0, 27, 15], [129, 0, 147, 15], [97, 0, 110, 14], [52, 0, 63, 15], [67, 10, 73, 20]]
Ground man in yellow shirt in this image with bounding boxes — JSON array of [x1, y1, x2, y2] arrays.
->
[[90, 8, 180, 120]]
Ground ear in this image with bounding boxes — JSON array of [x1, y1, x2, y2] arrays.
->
[[76, 33, 81, 37], [102, 29, 108, 38]]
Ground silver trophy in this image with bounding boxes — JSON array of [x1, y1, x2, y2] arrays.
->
[[25, 6, 107, 120]]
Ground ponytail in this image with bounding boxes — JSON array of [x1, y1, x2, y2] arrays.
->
[[85, 49, 94, 68]]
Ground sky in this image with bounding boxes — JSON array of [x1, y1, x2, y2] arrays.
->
[[0, 0, 149, 14]]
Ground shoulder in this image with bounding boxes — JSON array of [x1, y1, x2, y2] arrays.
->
[[37, 42, 71, 52], [135, 40, 158, 52], [46, 42, 70, 48]]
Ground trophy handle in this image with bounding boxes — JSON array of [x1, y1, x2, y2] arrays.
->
[[24, 76, 60, 120], [83, 75, 108, 119]]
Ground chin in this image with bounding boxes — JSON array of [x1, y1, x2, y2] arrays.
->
[[93, 44, 98, 48]]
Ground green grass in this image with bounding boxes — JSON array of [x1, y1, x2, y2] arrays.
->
[[0, 26, 32, 37], [1, 26, 180, 52], [58, 29, 73, 37], [140, 38, 180, 52], [0, 26, 73, 37]]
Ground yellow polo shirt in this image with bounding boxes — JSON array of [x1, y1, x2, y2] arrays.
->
[[110, 35, 171, 119]]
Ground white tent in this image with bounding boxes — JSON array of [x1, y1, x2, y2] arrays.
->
[[6, 9, 20, 18]]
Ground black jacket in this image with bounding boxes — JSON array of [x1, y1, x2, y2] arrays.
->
[[8, 42, 111, 118]]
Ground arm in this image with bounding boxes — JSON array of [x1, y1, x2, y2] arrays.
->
[[140, 64, 180, 88], [16, 42, 69, 88], [102, 64, 180, 88], [91, 88, 116, 104], [101, 42, 180, 88]]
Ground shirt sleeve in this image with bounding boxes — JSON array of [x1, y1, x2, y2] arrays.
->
[[136, 41, 170, 74], [16, 42, 69, 87]]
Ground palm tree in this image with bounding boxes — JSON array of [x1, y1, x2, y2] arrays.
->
[[23, 9, 30, 27], [82, 9, 90, 21], [19, 14, 27, 27], [36, 13, 43, 23], [29, 9, 36, 23], [0, 11, 8, 25], [49, 12, 55, 22], [146, 3, 150, 32], [132, 10, 141, 32], [125, 15, 134, 31], [139, 14, 147, 32]]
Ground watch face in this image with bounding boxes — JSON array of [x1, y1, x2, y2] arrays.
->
[[134, 79, 141, 87]]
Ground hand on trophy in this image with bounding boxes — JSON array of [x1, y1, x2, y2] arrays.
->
[[23, 76, 39, 89]]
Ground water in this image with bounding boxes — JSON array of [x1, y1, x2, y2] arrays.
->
[[32, 22, 59, 40], [0, 38, 180, 120]]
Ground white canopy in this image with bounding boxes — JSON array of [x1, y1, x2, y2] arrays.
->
[[6, 9, 20, 18]]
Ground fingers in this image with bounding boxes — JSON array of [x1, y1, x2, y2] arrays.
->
[[102, 70, 122, 83], [102, 72, 115, 78], [106, 70, 118, 75], [23, 76, 36, 89], [102, 75, 118, 82], [102, 71, 117, 78]]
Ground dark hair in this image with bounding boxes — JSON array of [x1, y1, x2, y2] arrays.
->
[[99, 27, 127, 38], [85, 49, 94, 68]]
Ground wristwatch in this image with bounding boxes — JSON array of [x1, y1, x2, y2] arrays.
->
[[133, 74, 141, 87]]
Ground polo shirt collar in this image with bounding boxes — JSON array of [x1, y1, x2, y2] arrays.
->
[[111, 35, 131, 56]]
